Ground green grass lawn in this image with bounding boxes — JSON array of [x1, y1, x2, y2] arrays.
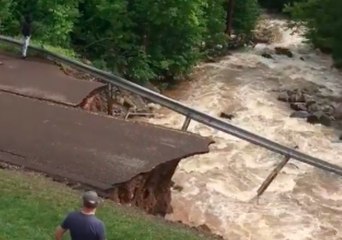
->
[[0, 168, 210, 240]]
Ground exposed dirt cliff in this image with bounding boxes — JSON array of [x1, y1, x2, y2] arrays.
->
[[107, 158, 181, 216]]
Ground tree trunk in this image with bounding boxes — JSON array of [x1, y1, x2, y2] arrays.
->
[[226, 0, 235, 36]]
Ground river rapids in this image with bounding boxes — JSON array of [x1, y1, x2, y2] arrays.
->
[[147, 15, 342, 240]]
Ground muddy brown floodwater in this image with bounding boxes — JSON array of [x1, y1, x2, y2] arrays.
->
[[145, 16, 342, 240]]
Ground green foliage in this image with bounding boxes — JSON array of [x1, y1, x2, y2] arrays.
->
[[74, 0, 206, 83], [39, 41, 78, 59], [1, 0, 79, 47], [138, 0, 205, 81], [0, 0, 16, 32], [202, 0, 228, 48], [233, 0, 260, 36], [1, 0, 261, 82], [0, 0, 13, 26], [258, 0, 297, 11], [287, 0, 342, 67], [34, 0, 80, 46], [72, 0, 133, 74]]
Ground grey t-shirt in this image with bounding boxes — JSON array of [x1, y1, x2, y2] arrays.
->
[[61, 211, 106, 240]]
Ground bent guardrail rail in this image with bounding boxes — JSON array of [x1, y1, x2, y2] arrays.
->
[[1, 35, 342, 177]]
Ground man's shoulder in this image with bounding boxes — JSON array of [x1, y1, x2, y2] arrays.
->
[[65, 211, 104, 225], [61, 211, 80, 230], [66, 211, 80, 216], [65, 211, 82, 220], [92, 216, 105, 225], [92, 217, 105, 234]]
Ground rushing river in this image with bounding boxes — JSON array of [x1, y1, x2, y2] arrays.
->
[[147, 16, 342, 240]]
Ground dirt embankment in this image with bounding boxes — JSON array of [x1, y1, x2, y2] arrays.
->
[[80, 85, 154, 119], [107, 158, 181, 216]]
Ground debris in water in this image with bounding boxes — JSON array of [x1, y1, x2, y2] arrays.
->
[[220, 112, 235, 120], [275, 47, 294, 58]]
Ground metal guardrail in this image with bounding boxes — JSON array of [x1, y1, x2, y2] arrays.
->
[[1, 35, 342, 177]]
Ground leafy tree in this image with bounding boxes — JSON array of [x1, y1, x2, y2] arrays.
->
[[130, 0, 205, 81], [233, 0, 260, 36], [74, 0, 205, 83], [0, 0, 13, 25], [258, 0, 295, 11], [202, 0, 227, 47], [72, 0, 135, 72], [0, 0, 16, 32], [1, 0, 79, 46], [0, 0, 262, 82], [34, 0, 80, 46], [288, 0, 342, 67]]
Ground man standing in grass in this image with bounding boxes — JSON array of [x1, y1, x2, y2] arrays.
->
[[55, 191, 106, 240]]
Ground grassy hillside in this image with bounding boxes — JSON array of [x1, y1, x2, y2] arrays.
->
[[0, 168, 210, 240]]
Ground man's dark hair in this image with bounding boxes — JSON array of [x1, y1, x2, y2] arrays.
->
[[21, 14, 33, 37], [83, 200, 98, 209], [82, 191, 100, 209]]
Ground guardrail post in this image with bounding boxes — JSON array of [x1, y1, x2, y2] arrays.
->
[[256, 155, 291, 198], [107, 84, 113, 116], [181, 116, 191, 131], [124, 111, 130, 120], [256, 146, 298, 198]]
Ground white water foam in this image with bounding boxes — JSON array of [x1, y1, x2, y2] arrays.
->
[[146, 16, 342, 240]]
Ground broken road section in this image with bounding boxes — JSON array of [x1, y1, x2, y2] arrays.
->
[[0, 53, 104, 106], [0, 91, 212, 214]]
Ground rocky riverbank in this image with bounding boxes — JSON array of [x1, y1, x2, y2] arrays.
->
[[277, 88, 342, 131]]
